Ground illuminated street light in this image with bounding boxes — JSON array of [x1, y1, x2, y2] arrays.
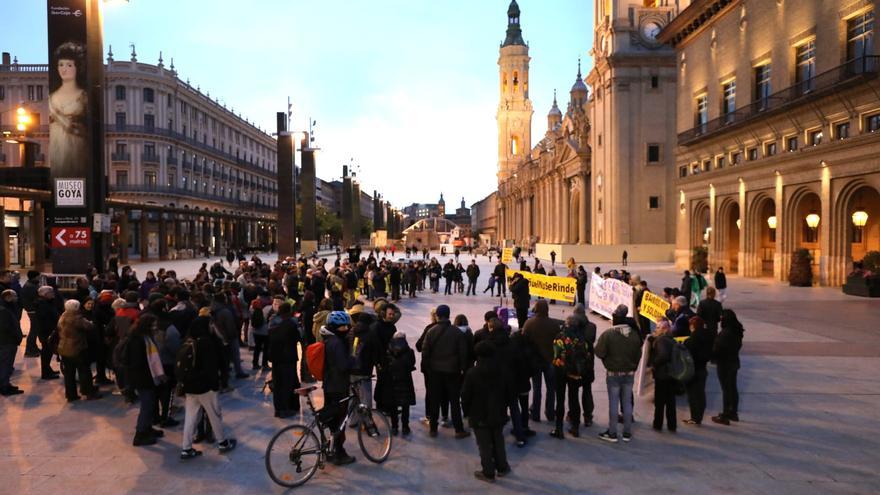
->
[[805, 212, 820, 229], [852, 209, 868, 228], [16, 106, 31, 132], [767, 215, 777, 229]]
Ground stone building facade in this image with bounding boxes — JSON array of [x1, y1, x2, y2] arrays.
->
[[1, 48, 279, 266], [659, 0, 880, 286], [587, 0, 688, 245], [495, 1, 592, 248]]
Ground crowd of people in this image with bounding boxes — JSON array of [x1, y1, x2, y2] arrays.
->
[[0, 248, 744, 483]]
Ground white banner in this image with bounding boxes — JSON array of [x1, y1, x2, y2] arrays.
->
[[587, 273, 633, 319]]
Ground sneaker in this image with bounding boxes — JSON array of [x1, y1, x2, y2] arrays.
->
[[218, 438, 237, 453], [473, 471, 495, 483], [180, 448, 203, 460], [549, 430, 564, 439], [440, 418, 452, 428], [454, 430, 471, 439], [622, 433, 632, 443], [683, 419, 700, 426], [515, 439, 526, 448], [598, 431, 619, 443], [711, 415, 730, 426]]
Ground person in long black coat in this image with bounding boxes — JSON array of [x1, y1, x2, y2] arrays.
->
[[126, 314, 161, 446], [712, 309, 744, 425], [380, 332, 416, 435], [34, 287, 60, 379], [461, 341, 513, 483], [683, 315, 714, 425], [268, 302, 301, 417]]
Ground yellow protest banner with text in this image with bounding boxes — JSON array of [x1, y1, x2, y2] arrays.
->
[[501, 247, 514, 263], [639, 290, 671, 323], [506, 269, 577, 303]]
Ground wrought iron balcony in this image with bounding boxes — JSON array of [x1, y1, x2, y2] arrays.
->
[[679, 56, 879, 145], [141, 152, 160, 164], [111, 152, 131, 162], [109, 183, 273, 211]]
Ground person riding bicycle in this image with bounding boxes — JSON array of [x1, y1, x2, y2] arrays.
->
[[319, 310, 357, 466]]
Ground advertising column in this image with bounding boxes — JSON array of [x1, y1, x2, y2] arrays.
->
[[47, 0, 107, 274]]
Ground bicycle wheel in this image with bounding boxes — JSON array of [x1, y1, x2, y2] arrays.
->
[[265, 424, 322, 488], [357, 408, 393, 463]]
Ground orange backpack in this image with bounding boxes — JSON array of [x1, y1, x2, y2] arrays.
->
[[306, 342, 325, 381]]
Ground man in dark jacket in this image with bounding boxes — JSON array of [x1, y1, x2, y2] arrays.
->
[[35, 286, 60, 379], [492, 261, 507, 297], [683, 316, 714, 425], [421, 304, 470, 438], [461, 341, 512, 483], [697, 286, 723, 334], [595, 310, 642, 443], [212, 293, 248, 380], [268, 303, 302, 417], [522, 300, 559, 423], [442, 260, 456, 295], [20, 270, 41, 356], [320, 311, 357, 465], [349, 309, 380, 423], [680, 271, 693, 304], [179, 316, 237, 459], [648, 323, 677, 432], [671, 296, 695, 338], [509, 273, 530, 330], [389, 263, 402, 301], [465, 260, 480, 296], [0, 290, 24, 395], [712, 309, 744, 425]]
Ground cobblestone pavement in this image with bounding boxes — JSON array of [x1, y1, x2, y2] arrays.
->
[[2, 252, 878, 494]]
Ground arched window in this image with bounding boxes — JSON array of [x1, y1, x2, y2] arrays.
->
[[502, 72, 508, 92], [513, 71, 519, 92], [511, 136, 519, 156]]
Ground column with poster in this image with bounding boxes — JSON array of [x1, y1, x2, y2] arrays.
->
[[47, 0, 106, 274]]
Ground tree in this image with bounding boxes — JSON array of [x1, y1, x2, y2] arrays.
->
[[316, 205, 342, 243], [360, 218, 374, 239]]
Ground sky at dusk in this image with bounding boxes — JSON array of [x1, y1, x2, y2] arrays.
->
[[4, 0, 594, 207]]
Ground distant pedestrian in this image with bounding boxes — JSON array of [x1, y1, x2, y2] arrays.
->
[[622, 250, 628, 266], [714, 267, 728, 302], [550, 250, 556, 266]]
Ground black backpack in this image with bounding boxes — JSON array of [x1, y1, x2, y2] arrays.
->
[[175, 338, 198, 384], [565, 335, 591, 379], [251, 307, 265, 328]]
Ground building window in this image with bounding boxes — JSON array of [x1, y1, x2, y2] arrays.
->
[[702, 160, 711, 172], [0, 86, 5, 100], [847, 10, 875, 63], [695, 94, 708, 130], [143, 142, 155, 158], [795, 40, 816, 94], [809, 128, 823, 146], [115, 112, 126, 130], [27, 85, 36, 101], [731, 151, 742, 165], [835, 121, 850, 139], [765, 142, 777, 157], [754, 64, 771, 110], [115, 170, 128, 186], [167, 94, 173, 107], [511, 136, 519, 156], [115, 141, 127, 155], [747, 147, 758, 161], [649, 196, 661, 209], [115, 85, 126, 100], [679, 166, 688, 178], [650, 75, 659, 88], [143, 87, 154, 103], [144, 114, 154, 130], [598, 134, 602, 146], [716, 155, 726, 169], [721, 80, 736, 123], [647, 144, 660, 162], [867, 113, 880, 132], [168, 172, 175, 188], [692, 163, 701, 175], [787, 136, 799, 152], [144, 171, 157, 188]]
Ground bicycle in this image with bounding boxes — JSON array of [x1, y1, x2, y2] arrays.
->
[[265, 377, 393, 488]]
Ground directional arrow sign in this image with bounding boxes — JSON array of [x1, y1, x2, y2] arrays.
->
[[51, 227, 91, 248], [55, 228, 67, 247]]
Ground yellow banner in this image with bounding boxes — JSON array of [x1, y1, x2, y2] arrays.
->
[[506, 269, 577, 303], [639, 290, 671, 323], [501, 247, 514, 263]]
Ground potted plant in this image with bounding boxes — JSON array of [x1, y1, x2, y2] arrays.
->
[[843, 250, 880, 297], [692, 246, 708, 273], [788, 248, 813, 287]]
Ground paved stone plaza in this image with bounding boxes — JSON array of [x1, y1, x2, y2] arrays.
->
[[1, 253, 879, 494]]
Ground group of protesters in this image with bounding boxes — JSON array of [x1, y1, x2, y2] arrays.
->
[[0, 247, 744, 483]]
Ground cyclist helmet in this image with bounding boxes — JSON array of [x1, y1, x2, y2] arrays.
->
[[326, 310, 351, 330]]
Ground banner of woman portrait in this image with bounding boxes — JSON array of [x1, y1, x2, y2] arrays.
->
[[47, 0, 94, 187]]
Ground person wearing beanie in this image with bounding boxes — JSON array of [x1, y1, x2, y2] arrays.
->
[[421, 304, 470, 438], [461, 341, 513, 483], [319, 311, 357, 465]]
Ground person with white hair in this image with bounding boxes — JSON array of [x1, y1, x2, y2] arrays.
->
[[57, 298, 102, 402]]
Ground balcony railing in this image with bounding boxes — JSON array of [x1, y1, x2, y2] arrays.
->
[[0, 63, 48, 73], [111, 152, 131, 162], [106, 124, 273, 176], [109, 183, 273, 211], [679, 56, 879, 145], [142, 152, 160, 164], [167, 155, 178, 165]]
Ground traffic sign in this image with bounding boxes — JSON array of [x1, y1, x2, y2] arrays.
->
[[51, 227, 91, 248]]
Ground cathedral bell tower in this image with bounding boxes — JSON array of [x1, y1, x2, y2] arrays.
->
[[497, 0, 533, 183]]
